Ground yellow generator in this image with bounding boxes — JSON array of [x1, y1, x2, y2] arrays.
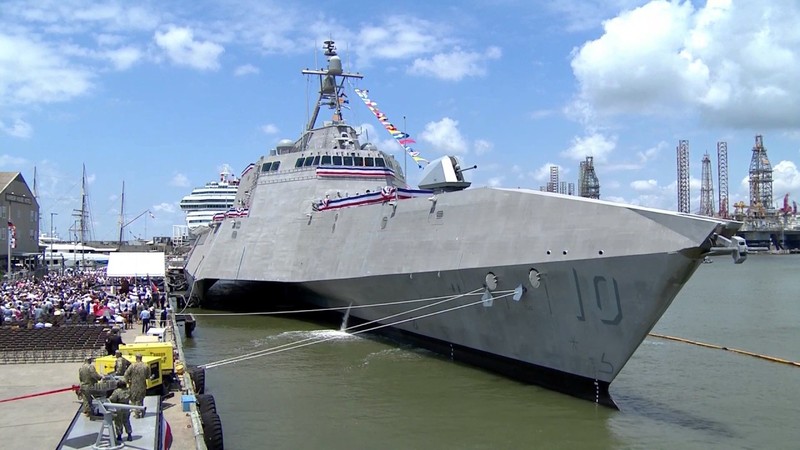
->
[[94, 354, 163, 393], [118, 342, 175, 376]]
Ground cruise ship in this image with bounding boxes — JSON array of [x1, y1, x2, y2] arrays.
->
[[179, 166, 240, 230]]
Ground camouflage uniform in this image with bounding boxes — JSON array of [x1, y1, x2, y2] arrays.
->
[[114, 354, 131, 376], [124, 360, 150, 418], [108, 385, 133, 440], [78, 361, 102, 414]]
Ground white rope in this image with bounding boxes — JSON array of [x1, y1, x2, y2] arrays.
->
[[201, 287, 486, 368], [202, 290, 514, 370], [200, 287, 485, 368], [188, 289, 511, 316]]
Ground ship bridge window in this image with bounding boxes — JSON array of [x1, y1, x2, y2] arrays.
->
[[295, 158, 304, 168], [312, 156, 321, 165], [304, 156, 314, 167], [353, 156, 364, 166], [271, 161, 280, 171], [321, 155, 332, 165], [375, 158, 386, 167], [333, 155, 343, 165], [365, 157, 374, 167], [343, 156, 353, 166], [261, 162, 273, 172]]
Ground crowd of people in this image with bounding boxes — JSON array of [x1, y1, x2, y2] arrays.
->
[[0, 270, 169, 330]]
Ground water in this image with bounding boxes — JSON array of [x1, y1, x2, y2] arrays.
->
[[182, 255, 800, 449]]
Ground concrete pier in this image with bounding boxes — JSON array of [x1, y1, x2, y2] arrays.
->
[[0, 321, 202, 449]]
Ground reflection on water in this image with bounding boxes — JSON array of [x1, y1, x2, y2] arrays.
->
[[183, 255, 800, 449]]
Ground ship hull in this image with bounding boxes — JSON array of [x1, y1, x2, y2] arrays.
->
[[185, 185, 733, 404]]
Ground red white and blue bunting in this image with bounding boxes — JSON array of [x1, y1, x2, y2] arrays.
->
[[313, 186, 432, 211]]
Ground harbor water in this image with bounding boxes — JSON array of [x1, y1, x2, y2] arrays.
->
[[182, 255, 800, 449]]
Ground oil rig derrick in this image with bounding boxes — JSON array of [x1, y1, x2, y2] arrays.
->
[[578, 157, 600, 199], [699, 152, 715, 216], [717, 141, 729, 219], [747, 135, 773, 218], [676, 140, 690, 213]]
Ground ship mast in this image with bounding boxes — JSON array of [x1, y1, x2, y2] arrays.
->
[[118, 180, 125, 247], [301, 40, 363, 132]]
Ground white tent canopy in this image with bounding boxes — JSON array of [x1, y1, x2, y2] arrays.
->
[[106, 252, 165, 278]]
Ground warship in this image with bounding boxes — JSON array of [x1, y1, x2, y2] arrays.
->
[[184, 41, 748, 406]]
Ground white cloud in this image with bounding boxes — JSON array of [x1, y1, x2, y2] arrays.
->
[[409, 46, 502, 81], [356, 16, 450, 64], [772, 160, 800, 199], [571, 0, 800, 128], [234, 64, 259, 76], [105, 46, 142, 70], [152, 202, 176, 214], [0, 154, 28, 168], [0, 118, 33, 138], [154, 26, 224, 71], [474, 139, 493, 156], [419, 118, 468, 154], [561, 132, 616, 163], [631, 179, 658, 191], [261, 123, 278, 135], [0, 33, 93, 105], [170, 173, 190, 187]]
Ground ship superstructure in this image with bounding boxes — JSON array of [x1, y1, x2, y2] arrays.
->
[[184, 41, 748, 406]]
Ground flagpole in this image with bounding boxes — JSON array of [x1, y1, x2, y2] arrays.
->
[[6, 203, 10, 276], [403, 115, 408, 178]]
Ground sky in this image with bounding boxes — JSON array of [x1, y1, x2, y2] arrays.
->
[[2, 0, 799, 241]]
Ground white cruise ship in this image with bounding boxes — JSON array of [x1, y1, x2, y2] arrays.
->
[[180, 166, 240, 229]]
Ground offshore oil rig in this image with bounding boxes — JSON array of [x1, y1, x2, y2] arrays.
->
[[677, 135, 799, 252]]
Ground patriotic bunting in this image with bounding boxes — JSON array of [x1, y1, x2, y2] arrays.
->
[[312, 187, 433, 212], [354, 88, 428, 168]]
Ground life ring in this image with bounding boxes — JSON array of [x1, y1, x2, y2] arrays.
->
[[201, 410, 224, 450]]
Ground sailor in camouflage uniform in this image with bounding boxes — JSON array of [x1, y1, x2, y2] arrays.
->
[[114, 350, 131, 376], [108, 380, 133, 442], [124, 353, 150, 418], [78, 356, 102, 415]]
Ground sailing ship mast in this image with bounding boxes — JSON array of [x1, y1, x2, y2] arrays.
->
[[118, 180, 125, 247]]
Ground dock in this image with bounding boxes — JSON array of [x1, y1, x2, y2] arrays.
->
[[0, 313, 207, 449]]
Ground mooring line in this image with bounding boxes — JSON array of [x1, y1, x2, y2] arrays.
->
[[203, 290, 513, 370], [201, 288, 487, 368], [189, 289, 514, 316], [648, 333, 800, 367]]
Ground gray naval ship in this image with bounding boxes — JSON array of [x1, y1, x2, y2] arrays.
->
[[184, 41, 748, 407]]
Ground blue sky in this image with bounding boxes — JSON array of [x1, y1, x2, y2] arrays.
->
[[2, 0, 799, 240]]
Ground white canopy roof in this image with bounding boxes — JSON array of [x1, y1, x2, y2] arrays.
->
[[106, 252, 165, 278]]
